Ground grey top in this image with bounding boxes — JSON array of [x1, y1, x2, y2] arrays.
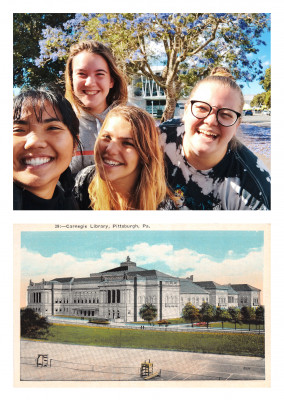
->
[[69, 106, 113, 175]]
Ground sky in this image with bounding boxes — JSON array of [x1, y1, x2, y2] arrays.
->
[[238, 29, 271, 95], [20, 229, 265, 307]]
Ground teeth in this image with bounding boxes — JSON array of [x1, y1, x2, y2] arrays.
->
[[85, 91, 99, 95], [199, 130, 218, 137], [24, 157, 51, 166], [104, 159, 121, 166]]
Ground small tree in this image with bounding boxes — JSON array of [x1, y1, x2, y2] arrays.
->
[[228, 307, 241, 330], [139, 303, 157, 324], [241, 306, 256, 331], [182, 302, 200, 327], [216, 307, 231, 329], [21, 308, 51, 338], [255, 306, 265, 330], [199, 302, 216, 328]]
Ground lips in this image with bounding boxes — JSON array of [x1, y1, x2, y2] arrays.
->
[[103, 158, 124, 167], [198, 129, 219, 139], [83, 90, 99, 95], [22, 157, 54, 167]]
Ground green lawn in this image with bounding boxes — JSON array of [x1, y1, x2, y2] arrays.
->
[[24, 324, 264, 357]]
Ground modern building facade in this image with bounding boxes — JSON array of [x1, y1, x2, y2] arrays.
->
[[128, 67, 255, 118], [26, 257, 261, 322]]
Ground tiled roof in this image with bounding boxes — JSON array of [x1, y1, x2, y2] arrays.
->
[[195, 281, 226, 290], [230, 284, 260, 292], [180, 279, 209, 294]]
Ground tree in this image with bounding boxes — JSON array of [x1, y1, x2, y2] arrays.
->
[[34, 13, 269, 121], [182, 302, 200, 327], [240, 306, 256, 331], [250, 93, 266, 108], [13, 13, 75, 89], [139, 303, 157, 324], [228, 307, 241, 330], [199, 302, 216, 328], [21, 308, 51, 338], [251, 66, 271, 109], [216, 307, 231, 329], [255, 306, 265, 329]]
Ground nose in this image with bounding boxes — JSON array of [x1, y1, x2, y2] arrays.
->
[[24, 131, 47, 150], [85, 75, 95, 86], [203, 109, 218, 126], [105, 140, 119, 154]]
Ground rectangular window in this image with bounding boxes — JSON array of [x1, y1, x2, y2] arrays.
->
[[117, 290, 120, 303]]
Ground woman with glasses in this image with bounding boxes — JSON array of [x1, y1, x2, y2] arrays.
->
[[160, 67, 271, 210]]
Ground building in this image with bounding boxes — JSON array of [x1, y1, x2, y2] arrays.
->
[[128, 66, 186, 118], [128, 67, 255, 118], [27, 257, 261, 322], [194, 281, 239, 309], [230, 284, 261, 308]]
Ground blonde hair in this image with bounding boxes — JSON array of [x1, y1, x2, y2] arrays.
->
[[65, 40, 128, 115], [88, 105, 172, 210], [188, 66, 244, 112]]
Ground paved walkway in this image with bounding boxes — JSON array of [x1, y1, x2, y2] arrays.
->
[[19, 340, 265, 383]]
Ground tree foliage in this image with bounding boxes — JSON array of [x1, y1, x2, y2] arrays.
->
[[199, 302, 216, 327], [216, 307, 231, 329], [15, 13, 270, 121], [228, 307, 241, 329], [139, 303, 157, 323], [21, 308, 51, 338], [251, 66, 271, 109], [182, 302, 200, 326], [13, 13, 75, 89], [255, 306, 265, 325]]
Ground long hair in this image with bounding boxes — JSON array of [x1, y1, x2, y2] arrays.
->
[[65, 40, 128, 115], [88, 105, 171, 210]]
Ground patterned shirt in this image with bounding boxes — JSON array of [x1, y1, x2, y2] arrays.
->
[[159, 118, 271, 210]]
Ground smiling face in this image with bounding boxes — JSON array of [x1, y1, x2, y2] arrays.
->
[[183, 81, 242, 169], [96, 115, 141, 194], [72, 51, 114, 114], [13, 101, 75, 199]]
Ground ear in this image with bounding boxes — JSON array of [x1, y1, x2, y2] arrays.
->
[[109, 77, 114, 89]]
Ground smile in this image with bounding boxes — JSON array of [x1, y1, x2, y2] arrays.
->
[[22, 157, 53, 166], [103, 159, 124, 167], [198, 129, 218, 139], [84, 90, 99, 95]]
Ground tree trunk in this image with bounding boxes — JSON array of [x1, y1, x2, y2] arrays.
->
[[160, 83, 178, 123]]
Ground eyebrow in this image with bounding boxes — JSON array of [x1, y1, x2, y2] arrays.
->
[[76, 68, 108, 73], [13, 118, 62, 124], [102, 131, 134, 141]]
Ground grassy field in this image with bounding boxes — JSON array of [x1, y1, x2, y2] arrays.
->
[[25, 324, 265, 357]]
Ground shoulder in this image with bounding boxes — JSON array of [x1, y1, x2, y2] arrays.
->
[[74, 165, 96, 187], [73, 165, 95, 210], [13, 182, 23, 210], [230, 144, 271, 209]]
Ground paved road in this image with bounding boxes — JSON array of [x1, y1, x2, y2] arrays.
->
[[19, 340, 266, 383], [241, 114, 270, 126]]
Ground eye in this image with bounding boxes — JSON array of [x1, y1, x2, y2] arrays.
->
[[13, 125, 26, 135], [123, 140, 135, 147]]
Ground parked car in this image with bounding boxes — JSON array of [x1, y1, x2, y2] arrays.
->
[[244, 110, 253, 116], [263, 110, 271, 115]]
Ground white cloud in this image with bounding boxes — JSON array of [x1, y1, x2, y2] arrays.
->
[[22, 243, 263, 289]]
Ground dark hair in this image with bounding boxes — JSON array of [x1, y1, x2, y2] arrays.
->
[[13, 86, 80, 146], [13, 87, 81, 194]]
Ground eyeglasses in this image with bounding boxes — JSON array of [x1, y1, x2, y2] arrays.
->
[[190, 100, 241, 127]]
